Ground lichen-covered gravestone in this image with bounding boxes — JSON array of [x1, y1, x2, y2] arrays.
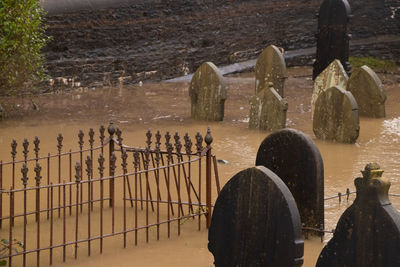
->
[[249, 82, 288, 131], [313, 85, 359, 143], [255, 128, 324, 232], [208, 166, 304, 267], [255, 45, 287, 97], [312, 59, 349, 118], [313, 0, 351, 80], [317, 163, 400, 267], [347, 65, 386, 118], [189, 62, 226, 121]]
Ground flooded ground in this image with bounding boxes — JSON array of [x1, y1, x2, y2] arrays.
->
[[0, 66, 399, 266]]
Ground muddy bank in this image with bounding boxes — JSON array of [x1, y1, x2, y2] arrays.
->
[[42, 0, 400, 88]]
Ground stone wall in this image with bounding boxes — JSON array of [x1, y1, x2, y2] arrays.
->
[[43, 0, 400, 87]]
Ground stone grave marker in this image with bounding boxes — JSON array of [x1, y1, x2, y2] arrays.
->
[[255, 45, 287, 97], [347, 65, 386, 118], [255, 128, 324, 232], [313, 0, 351, 80], [208, 166, 304, 267], [312, 59, 349, 118], [313, 85, 359, 143], [317, 163, 400, 267], [189, 62, 226, 121], [249, 82, 288, 131]]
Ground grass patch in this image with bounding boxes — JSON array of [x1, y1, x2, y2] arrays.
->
[[349, 56, 397, 72]]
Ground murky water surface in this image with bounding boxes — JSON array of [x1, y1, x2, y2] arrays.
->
[[0, 67, 399, 266]]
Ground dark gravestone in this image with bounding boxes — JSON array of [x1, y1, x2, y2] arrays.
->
[[313, 85, 359, 143], [208, 166, 304, 267], [313, 0, 352, 80], [255, 129, 324, 231], [317, 163, 400, 267]]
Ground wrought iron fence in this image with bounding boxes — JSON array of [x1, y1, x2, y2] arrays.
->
[[0, 123, 220, 267]]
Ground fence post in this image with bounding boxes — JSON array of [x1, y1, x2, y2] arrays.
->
[[205, 127, 213, 229], [108, 122, 115, 207]]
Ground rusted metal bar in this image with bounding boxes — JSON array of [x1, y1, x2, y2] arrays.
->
[[74, 162, 81, 259], [89, 128, 95, 211], [85, 156, 92, 256], [166, 150, 171, 238], [0, 160, 2, 229], [176, 135, 182, 236], [108, 123, 115, 207], [34, 162, 42, 267], [205, 127, 213, 229], [47, 153, 50, 220], [195, 132, 203, 231], [63, 182, 66, 262], [184, 133, 194, 214], [57, 134, 63, 218], [121, 149, 128, 248], [212, 155, 221, 194], [175, 133, 193, 214], [133, 151, 139, 246], [144, 147, 150, 242], [50, 184, 53, 265], [155, 137, 161, 240], [98, 153, 105, 253], [11, 140, 17, 226], [78, 130, 84, 213], [9, 187, 13, 267], [69, 150, 72, 216], [110, 152, 116, 234], [160, 154, 174, 216], [21, 163, 28, 267]]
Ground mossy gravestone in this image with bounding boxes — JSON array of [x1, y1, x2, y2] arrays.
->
[[312, 59, 349, 118], [313, 85, 359, 143], [249, 82, 288, 131], [189, 62, 227, 121], [255, 45, 287, 97], [313, 0, 351, 80], [208, 166, 304, 267], [317, 163, 400, 267], [347, 65, 386, 118], [255, 128, 324, 232]]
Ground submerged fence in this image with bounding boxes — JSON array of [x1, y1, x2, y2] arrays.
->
[[0, 123, 220, 267]]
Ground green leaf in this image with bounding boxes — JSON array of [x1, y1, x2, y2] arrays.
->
[[0, 260, 7, 266]]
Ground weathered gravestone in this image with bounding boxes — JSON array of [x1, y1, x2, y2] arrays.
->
[[347, 65, 386, 118], [312, 59, 349, 118], [313, 0, 351, 80], [189, 62, 227, 121], [249, 82, 288, 131], [255, 45, 287, 97], [255, 128, 324, 232], [317, 163, 400, 267], [208, 166, 304, 267], [313, 85, 359, 143]]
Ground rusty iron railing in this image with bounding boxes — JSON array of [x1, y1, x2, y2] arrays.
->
[[0, 123, 220, 267]]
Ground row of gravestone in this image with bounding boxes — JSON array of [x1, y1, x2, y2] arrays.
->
[[208, 128, 400, 266]]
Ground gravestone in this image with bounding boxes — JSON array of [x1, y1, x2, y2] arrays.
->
[[255, 128, 324, 231], [255, 45, 287, 97], [312, 59, 349, 118], [347, 65, 386, 118], [313, 85, 359, 143], [249, 82, 288, 131], [189, 62, 227, 121], [313, 0, 351, 80], [208, 166, 304, 267], [317, 163, 400, 267]]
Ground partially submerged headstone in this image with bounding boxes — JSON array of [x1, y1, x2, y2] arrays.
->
[[347, 65, 386, 118], [249, 82, 288, 131], [317, 163, 400, 267], [312, 59, 349, 118], [255, 45, 287, 97], [189, 62, 226, 121], [208, 166, 304, 267], [313, 86, 359, 143], [313, 0, 351, 80], [256, 128, 324, 231]]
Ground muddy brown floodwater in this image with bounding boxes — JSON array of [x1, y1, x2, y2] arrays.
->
[[0, 66, 400, 266]]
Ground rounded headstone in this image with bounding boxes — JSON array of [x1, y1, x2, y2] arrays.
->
[[347, 65, 386, 118], [208, 166, 304, 267], [255, 45, 287, 97], [312, 59, 349, 118], [313, 85, 359, 143], [189, 62, 226, 121], [255, 128, 324, 230]]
